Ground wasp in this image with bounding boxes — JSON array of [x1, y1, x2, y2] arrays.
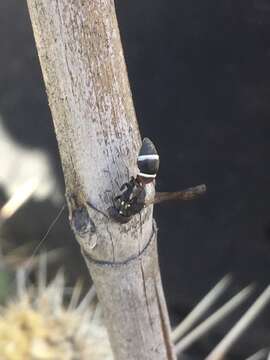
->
[[113, 138, 159, 221]]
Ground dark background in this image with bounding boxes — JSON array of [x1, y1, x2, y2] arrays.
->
[[1, 0, 270, 358]]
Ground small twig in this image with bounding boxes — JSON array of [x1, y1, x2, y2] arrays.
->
[[206, 286, 270, 360], [175, 285, 253, 355], [152, 184, 206, 205], [172, 275, 232, 343]]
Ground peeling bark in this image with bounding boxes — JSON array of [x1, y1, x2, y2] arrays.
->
[[27, 0, 176, 359]]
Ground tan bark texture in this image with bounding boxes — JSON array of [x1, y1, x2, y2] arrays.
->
[[27, 1, 176, 359]]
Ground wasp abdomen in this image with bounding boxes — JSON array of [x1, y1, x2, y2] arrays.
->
[[137, 138, 160, 180]]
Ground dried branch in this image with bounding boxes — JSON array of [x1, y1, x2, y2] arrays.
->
[[153, 184, 206, 205], [26, 1, 177, 359]]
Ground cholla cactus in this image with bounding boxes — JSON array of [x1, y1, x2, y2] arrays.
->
[[0, 265, 113, 360], [0, 262, 270, 360]]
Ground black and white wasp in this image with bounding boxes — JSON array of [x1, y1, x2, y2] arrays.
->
[[113, 138, 159, 221]]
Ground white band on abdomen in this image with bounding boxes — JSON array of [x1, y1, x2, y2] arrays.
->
[[137, 154, 159, 161], [138, 172, 156, 178]]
